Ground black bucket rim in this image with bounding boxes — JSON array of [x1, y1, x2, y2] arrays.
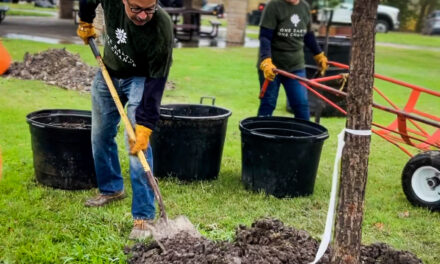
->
[[159, 104, 232, 120], [240, 116, 329, 141], [26, 109, 92, 130]]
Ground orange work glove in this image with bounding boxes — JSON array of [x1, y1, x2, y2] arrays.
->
[[129, 124, 153, 155], [313, 52, 329, 76], [76, 20, 96, 44], [259, 58, 277, 81]]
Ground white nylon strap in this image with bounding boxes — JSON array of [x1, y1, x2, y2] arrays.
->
[[310, 128, 371, 264]]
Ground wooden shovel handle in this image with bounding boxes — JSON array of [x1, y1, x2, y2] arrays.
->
[[88, 38, 167, 220]]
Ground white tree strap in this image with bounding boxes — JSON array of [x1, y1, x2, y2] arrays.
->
[[310, 128, 371, 264]]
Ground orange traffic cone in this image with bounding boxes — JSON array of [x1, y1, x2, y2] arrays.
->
[[0, 39, 11, 75]]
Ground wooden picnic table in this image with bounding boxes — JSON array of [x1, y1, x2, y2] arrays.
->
[[163, 7, 221, 41]]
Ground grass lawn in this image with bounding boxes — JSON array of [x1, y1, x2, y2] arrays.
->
[[376, 31, 440, 48], [0, 38, 439, 263], [0, 2, 57, 12], [5, 10, 54, 17], [0, 2, 57, 17]]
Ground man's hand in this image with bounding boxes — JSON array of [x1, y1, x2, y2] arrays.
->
[[313, 52, 329, 76], [129, 125, 153, 155], [77, 21, 96, 44], [259, 58, 277, 81]]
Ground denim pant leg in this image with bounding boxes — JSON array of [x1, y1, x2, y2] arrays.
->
[[121, 77, 155, 220], [91, 71, 124, 194], [257, 70, 282, 116], [282, 69, 310, 120]]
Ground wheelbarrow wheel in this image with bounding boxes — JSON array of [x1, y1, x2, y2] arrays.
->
[[402, 150, 440, 210]]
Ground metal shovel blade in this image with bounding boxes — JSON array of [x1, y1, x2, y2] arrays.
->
[[151, 215, 201, 241]]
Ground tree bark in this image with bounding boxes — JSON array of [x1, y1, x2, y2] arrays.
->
[[331, 1, 379, 264], [416, 0, 430, 32]]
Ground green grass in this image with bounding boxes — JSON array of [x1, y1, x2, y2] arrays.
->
[[1, 39, 440, 263], [0, 2, 57, 17], [6, 10, 54, 17], [376, 31, 440, 48], [0, 3, 57, 11]]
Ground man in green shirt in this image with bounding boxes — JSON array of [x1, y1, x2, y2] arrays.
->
[[77, 0, 173, 239], [258, 0, 328, 119]]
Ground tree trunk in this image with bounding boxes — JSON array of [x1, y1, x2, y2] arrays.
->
[[416, 0, 430, 32], [331, 1, 379, 264]]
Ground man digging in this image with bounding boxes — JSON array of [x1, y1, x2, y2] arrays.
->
[[77, 0, 173, 240]]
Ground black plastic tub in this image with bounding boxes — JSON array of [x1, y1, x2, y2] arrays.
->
[[304, 36, 351, 66], [299, 36, 351, 117], [240, 116, 328, 198], [26, 109, 96, 190], [151, 103, 232, 181]]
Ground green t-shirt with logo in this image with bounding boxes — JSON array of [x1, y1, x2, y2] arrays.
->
[[259, 0, 311, 72], [86, 0, 173, 78]]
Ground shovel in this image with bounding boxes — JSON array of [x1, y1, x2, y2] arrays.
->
[[88, 38, 199, 242]]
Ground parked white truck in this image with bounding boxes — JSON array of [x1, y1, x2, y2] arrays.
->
[[317, 0, 400, 33]]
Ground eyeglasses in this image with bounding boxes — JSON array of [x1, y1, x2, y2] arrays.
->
[[128, 4, 158, 14]]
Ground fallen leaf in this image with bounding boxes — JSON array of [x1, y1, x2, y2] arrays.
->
[[374, 222, 385, 230], [398, 211, 410, 218]]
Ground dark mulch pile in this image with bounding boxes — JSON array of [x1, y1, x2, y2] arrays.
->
[[6, 48, 98, 92], [127, 218, 422, 264], [4, 48, 176, 92]]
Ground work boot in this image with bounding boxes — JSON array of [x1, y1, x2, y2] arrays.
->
[[84, 191, 126, 207], [129, 219, 155, 240]]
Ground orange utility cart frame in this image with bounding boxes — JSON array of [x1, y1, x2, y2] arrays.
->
[[260, 61, 440, 157], [259, 61, 440, 210]]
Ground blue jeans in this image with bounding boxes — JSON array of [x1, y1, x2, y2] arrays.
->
[[91, 70, 155, 220], [258, 69, 310, 120]]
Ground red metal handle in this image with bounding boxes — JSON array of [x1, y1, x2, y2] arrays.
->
[[259, 79, 269, 99]]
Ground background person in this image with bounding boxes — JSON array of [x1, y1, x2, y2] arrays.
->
[[257, 0, 328, 120], [77, 0, 173, 240]]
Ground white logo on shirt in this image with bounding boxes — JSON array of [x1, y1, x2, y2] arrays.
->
[[290, 14, 300, 27], [105, 35, 136, 67], [115, 28, 127, 44]]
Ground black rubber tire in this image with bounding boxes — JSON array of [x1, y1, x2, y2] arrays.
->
[[402, 150, 440, 210], [375, 19, 390, 33]]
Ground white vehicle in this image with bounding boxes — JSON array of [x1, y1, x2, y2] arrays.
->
[[317, 0, 400, 33]]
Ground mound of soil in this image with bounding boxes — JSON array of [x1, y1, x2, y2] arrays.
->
[[5, 48, 176, 92], [6, 48, 98, 92], [127, 218, 422, 264]]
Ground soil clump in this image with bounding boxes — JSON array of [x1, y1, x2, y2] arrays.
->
[[6, 48, 97, 92], [127, 218, 422, 264], [48, 121, 91, 129], [4, 48, 176, 92]]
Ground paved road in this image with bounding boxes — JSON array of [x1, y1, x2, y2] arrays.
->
[[376, 42, 440, 52]]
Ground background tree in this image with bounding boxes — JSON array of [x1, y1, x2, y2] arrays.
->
[[382, 0, 440, 32], [331, 0, 379, 263], [414, 0, 440, 31], [381, 0, 415, 29]]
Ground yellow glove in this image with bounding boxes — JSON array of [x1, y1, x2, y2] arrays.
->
[[129, 125, 153, 155], [77, 20, 96, 44], [259, 58, 277, 81], [313, 52, 329, 76]]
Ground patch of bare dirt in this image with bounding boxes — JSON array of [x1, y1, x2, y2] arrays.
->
[[126, 218, 422, 264], [6, 48, 97, 92]]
